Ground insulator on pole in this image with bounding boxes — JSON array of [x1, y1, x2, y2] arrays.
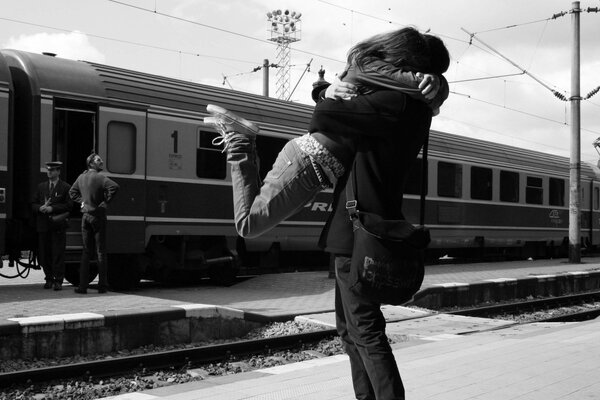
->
[[584, 86, 600, 100], [552, 91, 568, 101]]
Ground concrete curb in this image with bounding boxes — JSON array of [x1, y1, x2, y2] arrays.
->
[[410, 269, 600, 309], [3, 269, 600, 360], [1, 304, 264, 360]]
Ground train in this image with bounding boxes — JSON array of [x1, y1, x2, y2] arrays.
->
[[1, 49, 599, 289]]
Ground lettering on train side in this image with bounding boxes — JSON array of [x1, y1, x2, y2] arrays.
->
[[304, 202, 333, 212], [549, 209, 563, 225], [169, 153, 182, 170]]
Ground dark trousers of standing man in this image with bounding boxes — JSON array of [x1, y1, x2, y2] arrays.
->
[[79, 213, 108, 290], [335, 256, 405, 400], [38, 229, 66, 283]]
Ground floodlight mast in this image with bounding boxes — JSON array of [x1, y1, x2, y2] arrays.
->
[[267, 9, 302, 100]]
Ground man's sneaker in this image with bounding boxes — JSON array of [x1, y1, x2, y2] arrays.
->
[[43, 281, 52, 289]]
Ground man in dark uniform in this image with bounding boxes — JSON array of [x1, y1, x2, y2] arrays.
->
[[32, 161, 73, 290]]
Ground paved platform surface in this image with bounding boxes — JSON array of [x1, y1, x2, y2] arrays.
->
[[2, 256, 600, 321], [99, 315, 600, 400], [2, 258, 600, 399]]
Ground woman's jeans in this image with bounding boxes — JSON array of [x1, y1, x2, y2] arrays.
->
[[335, 255, 405, 400], [227, 135, 323, 238]]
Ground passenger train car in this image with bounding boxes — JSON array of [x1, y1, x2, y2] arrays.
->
[[0, 49, 598, 288], [403, 132, 600, 260]]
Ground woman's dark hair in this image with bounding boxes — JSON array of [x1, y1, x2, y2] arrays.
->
[[347, 27, 449, 74]]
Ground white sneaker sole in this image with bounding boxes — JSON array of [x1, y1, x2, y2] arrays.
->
[[206, 104, 259, 137]]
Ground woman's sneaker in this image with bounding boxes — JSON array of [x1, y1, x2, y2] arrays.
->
[[205, 104, 259, 152], [205, 105, 259, 136]]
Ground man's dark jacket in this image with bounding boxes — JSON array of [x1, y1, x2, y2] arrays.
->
[[32, 180, 73, 232], [318, 90, 433, 255]]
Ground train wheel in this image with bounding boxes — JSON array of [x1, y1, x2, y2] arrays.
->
[[64, 261, 98, 286], [107, 254, 142, 290]]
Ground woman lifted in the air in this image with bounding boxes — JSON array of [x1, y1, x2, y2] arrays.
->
[[204, 27, 449, 239]]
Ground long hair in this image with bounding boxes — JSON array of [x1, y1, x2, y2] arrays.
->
[[347, 27, 449, 74]]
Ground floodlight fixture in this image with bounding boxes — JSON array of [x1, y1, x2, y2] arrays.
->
[[266, 8, 302, 100]]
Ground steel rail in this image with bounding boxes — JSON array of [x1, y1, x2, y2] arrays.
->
[[0, 328, 337, 387], [445, 290, 600, 319]]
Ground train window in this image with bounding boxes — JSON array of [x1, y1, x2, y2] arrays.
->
[[470, 167, 492, 200], [526, 176, 543, 204], [500, 171, 519, 202], [107, 121, 136, 174], [196, 128, 226, 179], [549, 178, 565, 207], [256, 135, 289, 181], [404, 158, 428, 195], [437, 161, 462, 198], [594, 187, 600, 210]]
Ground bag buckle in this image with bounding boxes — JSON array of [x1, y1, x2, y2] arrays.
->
[[345, 200, 358, 220]]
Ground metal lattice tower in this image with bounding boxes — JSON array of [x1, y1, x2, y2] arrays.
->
[[267, 9, 302, 100]]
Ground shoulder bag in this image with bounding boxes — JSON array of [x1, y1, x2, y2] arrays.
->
[[345, 133, 430, 305]]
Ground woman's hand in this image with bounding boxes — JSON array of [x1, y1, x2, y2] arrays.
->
[[417, 73, 440, 100], [325, 78, 358, 100]]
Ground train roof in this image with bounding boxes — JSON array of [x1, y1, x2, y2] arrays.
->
[[429, 129, 596, 178], [2, 49, 105, 97], [1, 49, 594, 178], [0, 49, 313, 131]]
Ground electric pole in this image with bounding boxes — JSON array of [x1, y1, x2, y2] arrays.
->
[[568, 1, 581, 263]]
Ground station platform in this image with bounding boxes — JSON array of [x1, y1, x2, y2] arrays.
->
[[2, 256, 600, 322], [100, 316, 600, 400], [1, 257, 600, 398]]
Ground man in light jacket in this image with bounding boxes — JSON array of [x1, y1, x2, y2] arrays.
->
[[69, 153, 119, 294]]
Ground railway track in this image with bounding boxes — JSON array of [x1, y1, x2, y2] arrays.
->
[[0, 327, 337, 388], [445, 289, 600, 322], [3, 291, 599, 397]]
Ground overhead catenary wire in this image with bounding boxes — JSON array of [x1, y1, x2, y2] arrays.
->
[[450, 72, 525, 84], [106, 0, 344, 64], [287, 58, 313, 101], [0, 16, 257, 66], [450, 90, 600, 137], [3, 1, 598, 159], [461, 26, 599, 102], [460, 27, 568, 100]]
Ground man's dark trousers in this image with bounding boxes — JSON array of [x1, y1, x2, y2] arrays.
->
[[335, 255, 405, 400]]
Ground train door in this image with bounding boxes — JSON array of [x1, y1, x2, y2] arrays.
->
[[97, 106, 147, 254], [53, 102, 96, 186], [51, 102, 97, 282]]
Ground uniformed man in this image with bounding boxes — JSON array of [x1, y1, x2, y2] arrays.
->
[[32, 161, 73, 290]]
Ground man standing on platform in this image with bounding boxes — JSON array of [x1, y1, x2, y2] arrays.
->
[[69, 153, 119, 294], [32, 161, 72, 290]]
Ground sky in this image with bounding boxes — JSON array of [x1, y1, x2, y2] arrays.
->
[[1, 0, 600, 164]]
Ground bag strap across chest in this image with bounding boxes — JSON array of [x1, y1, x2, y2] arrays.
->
[[345, 130, 430, 228]]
